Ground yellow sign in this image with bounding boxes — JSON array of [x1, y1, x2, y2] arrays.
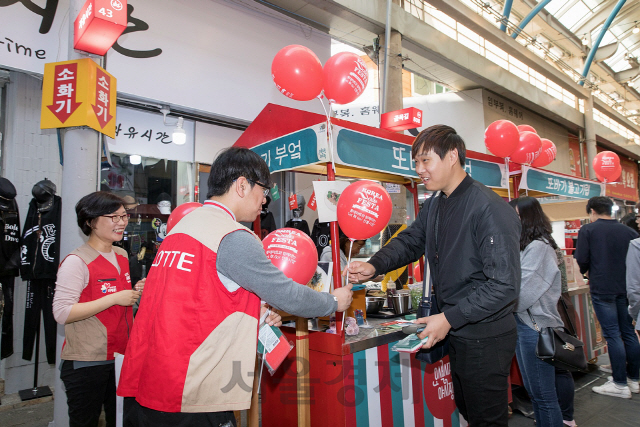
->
[[40, 58, 117, 138]]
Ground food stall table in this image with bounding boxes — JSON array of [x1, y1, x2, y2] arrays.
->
[[261, 318, 464, 427]]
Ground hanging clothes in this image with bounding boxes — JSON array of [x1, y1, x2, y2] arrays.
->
[[1, 177, 20, 360], [285, 218, 310, 236], [22, 279, 57, 364], [20, 196, 62, 280], [311, 219, 331, 259]]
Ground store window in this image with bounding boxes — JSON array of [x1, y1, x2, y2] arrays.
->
[[101, 152, 194, 283]]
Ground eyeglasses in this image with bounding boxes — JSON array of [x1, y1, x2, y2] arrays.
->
[[102, 214, 130, 223], [248, 179, 271, 197]]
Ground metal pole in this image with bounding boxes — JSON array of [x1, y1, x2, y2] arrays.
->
[[578, 129, 587, 178], [580, 0, 627, 86], [511, 0, 552, 39], [500, 0, 514, 33], [381, 0, 392, 114], [584, 94, 597, 179]]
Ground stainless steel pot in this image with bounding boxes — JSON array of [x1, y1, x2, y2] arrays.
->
[[365, 296, 385, 314], [389, 293, 411, 314]]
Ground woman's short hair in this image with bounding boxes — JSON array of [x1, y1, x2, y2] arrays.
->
[[76, 191, 125, 236]]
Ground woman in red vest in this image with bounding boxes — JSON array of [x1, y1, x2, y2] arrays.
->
[[53, 192, 144, 427]]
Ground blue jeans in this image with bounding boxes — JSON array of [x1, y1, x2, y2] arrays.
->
[[515, 316, 563, 427], [590, 293, 640, 385]]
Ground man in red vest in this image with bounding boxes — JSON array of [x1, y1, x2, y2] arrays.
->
[[118, 147, 353, 426]]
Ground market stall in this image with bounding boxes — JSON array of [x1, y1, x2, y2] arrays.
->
[[233, 103, 513, 427]]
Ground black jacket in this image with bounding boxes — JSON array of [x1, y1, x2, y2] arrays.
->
[[20, 196, 62, 280], [369, 175, 521, 338], [0, 199, 21, 277], [574, 219, 638, 295]]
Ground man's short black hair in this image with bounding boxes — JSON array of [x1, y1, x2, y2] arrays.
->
[[411, 124, 466, 167], [586, 196, 613, 216], [206, 147, 272, 198], [76, 191, 125, 236]]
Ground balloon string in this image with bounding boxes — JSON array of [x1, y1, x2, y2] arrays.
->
[[341, 238, 355, 333], [317, 95, 336, 175], [505, 157, 511, 201]]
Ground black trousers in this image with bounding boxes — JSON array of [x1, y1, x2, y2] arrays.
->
[[22, 279, 57, 364], [1, 276, 15, 359], [61, 361, 117, 427], [123, 397, 236, 427], [449, 329, 517, 427]]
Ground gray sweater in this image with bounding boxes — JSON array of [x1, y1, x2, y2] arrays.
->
[[515, 239, 563, 330], [626, 238, 640, 331], [216, 230, 337, 317]]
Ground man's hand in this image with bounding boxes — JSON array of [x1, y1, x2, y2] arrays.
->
[[260, 304, 283, 327], [346, 261, 376, 283], [416, 313, 451, 349], [331, 282, 354, 312]]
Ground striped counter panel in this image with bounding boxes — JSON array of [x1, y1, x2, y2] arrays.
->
[[571, 293, 607, 360], [341, 342, 467, 427]]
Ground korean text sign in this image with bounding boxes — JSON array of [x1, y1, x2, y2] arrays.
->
[[74, 0, 127, 55], [40, 58, 117, 138]]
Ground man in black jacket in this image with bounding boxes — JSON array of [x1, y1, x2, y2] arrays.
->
[[348, 125, 521, 426]]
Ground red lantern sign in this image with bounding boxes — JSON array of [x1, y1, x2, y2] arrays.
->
[[380, 107, 423, 132], [74, 0, 127, 56]]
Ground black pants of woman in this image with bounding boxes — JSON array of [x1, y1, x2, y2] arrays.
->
[[60, 360, 116, 427]]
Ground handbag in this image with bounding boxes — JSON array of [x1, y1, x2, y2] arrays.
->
[[527, 309, 587, 372], [415, 193, 450, 364]]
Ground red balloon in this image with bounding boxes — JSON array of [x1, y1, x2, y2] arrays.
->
[[484, 120, 520, 158], [263, 228, 318, 285], [517, 124, 537, 134], [530, 139, 557, 168], [510, 131, 542, 165], [271, 45, 323, 101], [337, 181, 392, 240], [593, 151, 622, 182], [166, 202, 202, 233], [414, 263, 422, 282], [323, 52, 369, 105]]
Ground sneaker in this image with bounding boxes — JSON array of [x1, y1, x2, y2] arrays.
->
[[609, 376, 640, 393], [592, 380, 632, 398], [598, 364, 613, 373]]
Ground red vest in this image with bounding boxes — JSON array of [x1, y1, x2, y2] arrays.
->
[[117, 205, 261, 413], [61, 244, 132, 361]]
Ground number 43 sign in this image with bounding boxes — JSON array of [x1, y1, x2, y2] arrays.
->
[[74, 0, 127, 56]]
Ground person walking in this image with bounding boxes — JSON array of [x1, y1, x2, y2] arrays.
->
[[510, 197, 576, 427], [574, 196, 640, 398]]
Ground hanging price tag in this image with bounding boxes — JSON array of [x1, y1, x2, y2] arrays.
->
[[307, 191, 317, 211], [270, 184, 280, 201], [288, 194, 299, 210]]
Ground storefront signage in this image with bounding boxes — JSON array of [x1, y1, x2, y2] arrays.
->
[[520, 166, 604, 199], [40, 58, 117, 137], [105, 106, 194, 163], [334, 128, 507, 188], [74, 0, 127, 55], [380, 107, 422, 132], [602, 154, 638, 201], [252, 124, 328, 173]]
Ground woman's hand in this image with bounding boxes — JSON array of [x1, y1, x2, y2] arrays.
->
[[111, 290, 141, 307], [134, 278, 146, 292]]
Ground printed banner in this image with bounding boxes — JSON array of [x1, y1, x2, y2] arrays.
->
[[520, 166, 604, 199]]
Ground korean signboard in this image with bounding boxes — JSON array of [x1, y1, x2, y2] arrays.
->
[[105, 107, 194, 163], [333, 127, 507, 188], [74, 0, 127, 55], [520, 166, 604, 199], [380, 107, 422, 132], [41, 58, 117, 137]]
